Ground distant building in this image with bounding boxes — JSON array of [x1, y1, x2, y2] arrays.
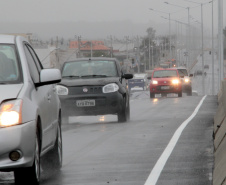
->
[[69, 40, 111, 57]]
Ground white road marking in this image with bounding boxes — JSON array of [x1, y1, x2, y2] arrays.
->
[[144, 95, 207, 185]]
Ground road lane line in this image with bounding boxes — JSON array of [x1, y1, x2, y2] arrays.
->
[[144, 95, 207, 185]]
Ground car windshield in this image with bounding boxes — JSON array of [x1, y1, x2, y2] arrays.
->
[[62, 60, 118, 78], [177, 69, 188, 77], [133, 74, 146, 79], [0, 44, 21, 84], [153, 70, 178, 78]]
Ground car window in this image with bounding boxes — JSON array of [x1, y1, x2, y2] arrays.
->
[[24, 44, 40, 83], [62, 60, 118, 78], [134, 74, 147, 79], [26, 44, 43, 71], [153, 70, 178, 78], [177, 69, 188, 77], [0, 44, 21, 83]]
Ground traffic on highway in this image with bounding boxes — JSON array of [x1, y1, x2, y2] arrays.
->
[[0, 34, 218, 185], [0, 0, 224, 185]]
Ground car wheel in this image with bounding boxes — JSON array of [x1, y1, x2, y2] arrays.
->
[[42, 115, 63, 171], [14, 130, 40, 185], [150, 92, 155, 98], [126, 100, 130, 121], [162, 93, 167, 97], [187, 88, 192, 96], [178, 91, 182, 97], [118, 98, 128, 123]]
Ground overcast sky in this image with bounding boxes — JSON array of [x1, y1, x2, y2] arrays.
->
[[0, 0, 224, 39]]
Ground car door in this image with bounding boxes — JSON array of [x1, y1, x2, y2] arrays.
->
[[23, 43, 56, 150]]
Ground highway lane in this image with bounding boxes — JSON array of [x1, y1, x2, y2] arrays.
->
[[0, 52, 219, 185], [37, 91, 216, 185]]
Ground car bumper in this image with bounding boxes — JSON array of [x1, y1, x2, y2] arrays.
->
[[59, 92, 124, 117], [0, 120, 36, 171], [150, 85, 182, 94]]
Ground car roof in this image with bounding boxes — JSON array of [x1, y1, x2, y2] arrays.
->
[[0, 34, 16, 44], [153, 68, 177, 71], [67, 57, 118, 62], [172, 66, 188, 70]]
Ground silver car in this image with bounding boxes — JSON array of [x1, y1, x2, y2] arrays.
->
[[0, 35, 62, 184]]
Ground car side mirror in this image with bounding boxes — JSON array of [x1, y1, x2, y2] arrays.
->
[[36, 69, 61, 87], [147, 76, 151, 80], [189, 74, 193, 77], [122, 73, 133, 79]]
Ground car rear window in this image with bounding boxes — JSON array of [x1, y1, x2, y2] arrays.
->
[[133, 74, 146, 79], [153, 70, 178, 78], [0, 44, 22, 83], [62, 60, 118, 78]]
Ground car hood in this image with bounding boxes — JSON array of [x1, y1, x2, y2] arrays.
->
[[59, 77, 121, 86], [0, 84, 23, 103]]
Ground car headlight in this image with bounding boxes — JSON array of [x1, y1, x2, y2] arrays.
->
[[172, 79, 179, 85], [103, 83, 119, 93], [0, 99, 22, 127], [152, 80, 158, 85], [56, 85, 68, 95]]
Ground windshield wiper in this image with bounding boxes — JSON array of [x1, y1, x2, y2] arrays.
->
[[62, 75, 80, 78], [81, 75, 108, 78]]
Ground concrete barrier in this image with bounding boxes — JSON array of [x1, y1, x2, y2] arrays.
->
[[213, 80, 226, 185]]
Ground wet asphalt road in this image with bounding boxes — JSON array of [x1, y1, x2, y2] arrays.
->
[[39, 92, 216, 185], [0, 92, 217, 185], [0, 51, 218, 185]]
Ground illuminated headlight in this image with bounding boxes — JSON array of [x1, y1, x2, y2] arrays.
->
[[172, 79, 179, 85], [152, 80, 158, 85], [0, 99, 22, 127], [184, 78, 190, 83], [56, 85, 68, 95], [103, 83, 119, 93]]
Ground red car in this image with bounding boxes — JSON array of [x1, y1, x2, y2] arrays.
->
[[149, 68, 182, 98]]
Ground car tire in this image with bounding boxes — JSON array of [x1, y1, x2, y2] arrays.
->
[[178, 91, 182, 97], [162, 93, 167, 97], [14, 130, 40, 185], [187, 88, 192, 96], [118, 98, 128, 123], [41, 115, 63, 171], [126, 100, 130, 121], [150, 92, 155, 98]]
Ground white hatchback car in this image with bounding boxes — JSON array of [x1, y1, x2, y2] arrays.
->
[[0, 35, 62, 184]]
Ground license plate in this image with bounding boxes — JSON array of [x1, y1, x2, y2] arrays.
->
[[161, 86, 170, 90], [76, 100, 95, 107]]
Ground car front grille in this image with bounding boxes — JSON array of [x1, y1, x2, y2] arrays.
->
[[68, 86, 103, 95]]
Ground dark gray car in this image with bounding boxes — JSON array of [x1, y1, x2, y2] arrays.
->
[[57, 58, 133, 123]]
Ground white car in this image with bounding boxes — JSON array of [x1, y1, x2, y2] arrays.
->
[[0, 35, 62, 184]]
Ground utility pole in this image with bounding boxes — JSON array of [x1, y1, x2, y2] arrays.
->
[[211, 0, 214, 95], [76, 35, 81, 58], [149, 36, 151, 70], [219, 0, 224, 82], [110, 35, 113, 58], [125, 36, 129, 60]]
